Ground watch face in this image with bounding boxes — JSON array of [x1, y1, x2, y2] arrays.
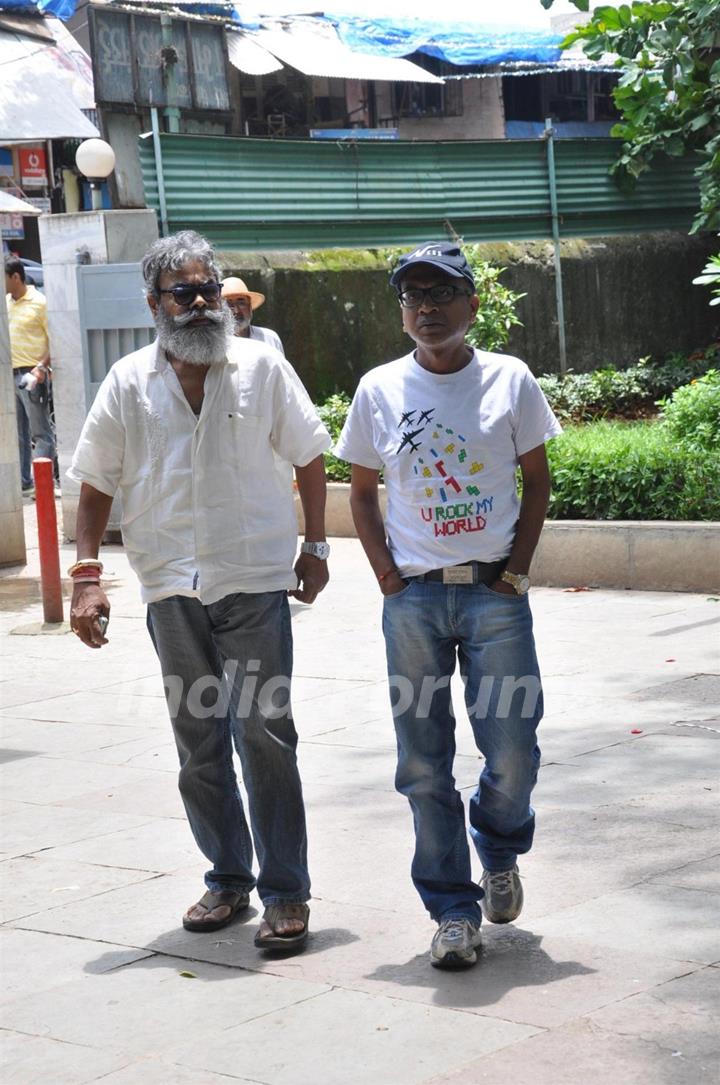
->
[[303, 542, 330, 560], [503, 571, 530, 594]]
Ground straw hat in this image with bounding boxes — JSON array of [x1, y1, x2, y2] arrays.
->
[[221, 276, 265, 309]]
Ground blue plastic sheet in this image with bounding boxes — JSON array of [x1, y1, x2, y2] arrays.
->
[[0, 0, 239, 23], [326, 15, 563, 67], [0, 0, 77, 19]]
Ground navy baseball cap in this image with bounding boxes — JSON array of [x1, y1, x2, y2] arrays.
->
[[390, 241, 475, 290]]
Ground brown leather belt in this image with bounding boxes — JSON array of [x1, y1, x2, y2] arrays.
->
[[413, 560, 506, 586]]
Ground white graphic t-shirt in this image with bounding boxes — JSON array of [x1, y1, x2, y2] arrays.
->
[[335, 349, 562, 576]]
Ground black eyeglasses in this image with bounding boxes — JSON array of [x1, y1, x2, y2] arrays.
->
[[158, 281, 221, 307], [398, 284, 472, 308]]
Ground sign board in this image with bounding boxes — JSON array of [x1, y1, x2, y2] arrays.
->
[[27, 197, 52, 214], [0, 213, 24, 239], [90, 7, 229, 112], [18, 147, 47, 187], [310, 129, 399, 140], [0, 148, 13, 177]]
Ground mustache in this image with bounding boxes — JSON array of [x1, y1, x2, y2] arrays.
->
[[173, 306, 227, 327]]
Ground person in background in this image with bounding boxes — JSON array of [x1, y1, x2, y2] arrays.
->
[[5, 256, 55, 496], [221, 276, 284, 354]]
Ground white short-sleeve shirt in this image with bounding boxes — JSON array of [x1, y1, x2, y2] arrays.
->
[[68, 338, 330, 604]]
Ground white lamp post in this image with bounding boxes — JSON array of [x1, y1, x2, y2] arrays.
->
[[75, 139, 116, 211]]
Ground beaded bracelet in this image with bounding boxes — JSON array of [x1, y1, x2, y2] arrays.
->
[[68, 559, 104, 577]]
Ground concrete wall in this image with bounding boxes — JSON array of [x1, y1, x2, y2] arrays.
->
[[223, 231, 719, 399], [0, 300, 26, 566], [373, 78, 505, 140]]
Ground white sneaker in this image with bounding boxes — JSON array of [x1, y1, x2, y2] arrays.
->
[[430, 917, 482, 969], [480, 865, 523, 923]]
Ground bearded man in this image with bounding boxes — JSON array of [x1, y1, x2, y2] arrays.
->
[[68, 231, 331, 953]]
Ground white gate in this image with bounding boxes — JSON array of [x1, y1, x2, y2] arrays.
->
[[77, 263, 154, 408]]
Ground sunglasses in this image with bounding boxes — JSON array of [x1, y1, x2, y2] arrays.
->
[[398, 284, 472, 308], [158, 281, 221, 307]]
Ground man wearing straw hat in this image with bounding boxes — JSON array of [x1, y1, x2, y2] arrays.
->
[[221, 276, 284, 354]]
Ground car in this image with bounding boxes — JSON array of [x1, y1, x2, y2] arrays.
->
[[22, 259, 44, 290]]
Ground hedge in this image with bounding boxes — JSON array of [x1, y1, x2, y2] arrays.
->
[[546, 421, 720, 521]]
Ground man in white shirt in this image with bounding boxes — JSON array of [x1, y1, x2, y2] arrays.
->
[[336, 241, 561, 970], [221, 276, 284, 354], [69, 231, 331, 954]]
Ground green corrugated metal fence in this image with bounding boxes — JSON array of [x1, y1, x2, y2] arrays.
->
[[138, 132, 699, 249]]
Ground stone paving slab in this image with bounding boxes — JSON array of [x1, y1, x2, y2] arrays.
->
[[1, 802, 156, 860], [1, 534, 719, 1083], [0, 854, 161, 924], [1, 928, 153, 1003], [424, 1014, 717, 1085], [530, 882, 720, 965], [0, 955, 332, 1062], [171, 985, 539, 1085], [0, 1032, 132, 1085]]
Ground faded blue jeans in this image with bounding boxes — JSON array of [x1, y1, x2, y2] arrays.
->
[[382, 578, 543, 924], [14, 369, 55, 489], [147, 591, 310, 905]]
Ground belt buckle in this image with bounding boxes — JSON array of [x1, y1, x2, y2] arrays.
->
[[442, 565, 474, 585]]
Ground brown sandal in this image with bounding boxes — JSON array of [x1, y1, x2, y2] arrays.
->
[[182, 889, 250, 932], [254, 902, 310, 951]]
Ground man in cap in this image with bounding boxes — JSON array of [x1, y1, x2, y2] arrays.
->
[[68, 230, 331, 953], [335, 241, 561, 969], [221, 276, 284, 354]]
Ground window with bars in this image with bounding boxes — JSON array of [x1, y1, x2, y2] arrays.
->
[[392, 55, 464, 119]]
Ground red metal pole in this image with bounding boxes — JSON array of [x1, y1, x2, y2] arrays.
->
[[33, 458, 64, 624]]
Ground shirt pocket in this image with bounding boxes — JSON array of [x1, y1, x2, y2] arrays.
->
[[222, 411, 268, 468]]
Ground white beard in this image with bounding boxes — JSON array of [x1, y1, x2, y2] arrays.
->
[[155, 303, 235, 366]]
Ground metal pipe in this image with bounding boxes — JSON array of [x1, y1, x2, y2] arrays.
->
[[150, 106, 169, 237], [161, 14, 181, 135], [33, 458, 63, 624], [544, 117, 568, 374]]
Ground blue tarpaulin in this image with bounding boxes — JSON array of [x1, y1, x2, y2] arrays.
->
[[0, 0, 78, 18], [0, 0, 238, 20], [325, 15, 563, 67]]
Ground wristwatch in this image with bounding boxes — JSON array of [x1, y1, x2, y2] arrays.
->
[[301, 541, 330, 560], [501, 570, 530, 595]]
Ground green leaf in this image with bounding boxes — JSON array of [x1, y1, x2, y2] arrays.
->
[[690, 112, 713, 131]]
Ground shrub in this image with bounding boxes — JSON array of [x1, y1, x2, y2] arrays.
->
[[693, 251, 720, 307], [546, 421, 720, 521], [658, 369, 720, 451], [317, 392, 351, 482], [463, 248, 525, 354], [538, 344, 719, 422]]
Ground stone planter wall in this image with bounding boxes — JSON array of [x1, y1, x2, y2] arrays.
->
[[297, 483, 720, 593]]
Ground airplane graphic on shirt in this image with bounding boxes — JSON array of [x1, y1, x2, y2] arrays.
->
[[394, 407, 494, 537]]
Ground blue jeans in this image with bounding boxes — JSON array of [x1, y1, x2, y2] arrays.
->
[[382, 578, 543, 924], [146, 591, 310, 905], [14, 370, 56, 489]]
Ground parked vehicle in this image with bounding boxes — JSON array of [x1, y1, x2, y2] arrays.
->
[[21, 259, 44, 290]]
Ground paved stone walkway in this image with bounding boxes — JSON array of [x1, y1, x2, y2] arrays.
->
[[1, 506, 718, 1083]]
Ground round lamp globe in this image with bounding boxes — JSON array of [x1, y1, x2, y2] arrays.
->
[[75, 139, 116, 180]]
